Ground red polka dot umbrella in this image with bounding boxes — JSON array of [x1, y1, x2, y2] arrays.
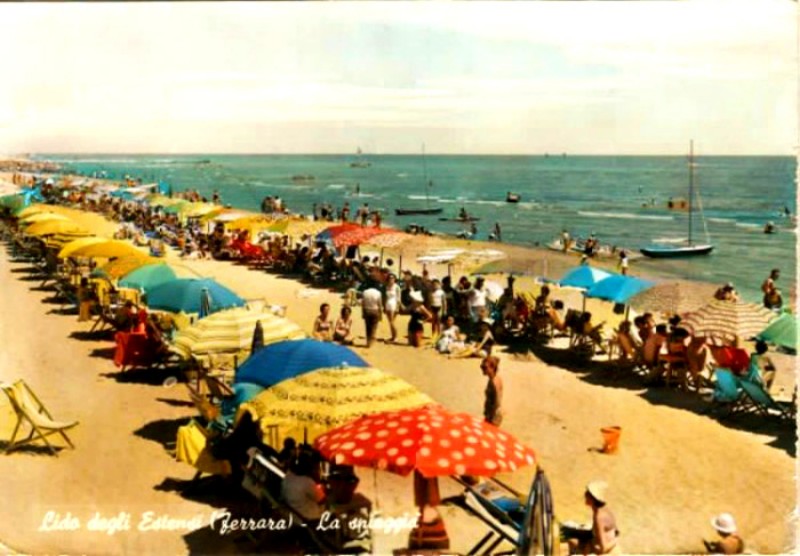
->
[[313, 405, 536, 478]]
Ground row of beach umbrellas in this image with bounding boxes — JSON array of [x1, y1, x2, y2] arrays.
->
[[557, 264, 794, 348]]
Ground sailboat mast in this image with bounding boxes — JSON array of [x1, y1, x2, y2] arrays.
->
[[422, 143, 430, 210], [688, 140, 694, 246]]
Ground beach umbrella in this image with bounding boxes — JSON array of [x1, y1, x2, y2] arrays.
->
[[281, 219, 332, 238], [68, 239, 145, 260], [314, 404, 536, 478], [146, 278, 246, 315], [206, 209, 258, 224], [756, 312, 798, 351], [235, 338, 368, 389], [44, 231, 96, 249], [19, 212, 71, 225], [180, 202, 220, 218], [585, 274, 655, 305], [471, 256, 540, 276], [628, 280, 717, 315], [170, 308, 305, 362], [328, 226, 400, 249], [118, 263, 177, 292], [682, 299, 777, 342], [251, 321, 265, 354], [57, 236, 107, 259], [558, 266, 614, 290], [24, 219, 89, 237], [92, 254, 157, 280], [238, 367, 434, 448], [365, 231, 416, 249], [163, 200, 190, 214]]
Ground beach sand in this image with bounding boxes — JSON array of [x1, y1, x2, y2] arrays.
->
[[0, 232, 796, 554]]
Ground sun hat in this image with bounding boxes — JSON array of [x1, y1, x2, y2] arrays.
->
[[711, 513, 737, 535], [586, 481, 608, 504], [410, 290, 424, 303]]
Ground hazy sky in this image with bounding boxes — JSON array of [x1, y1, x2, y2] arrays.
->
[[0, 1, 795, 155]]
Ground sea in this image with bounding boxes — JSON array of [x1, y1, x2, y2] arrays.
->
[[37, 153, 797, 304]]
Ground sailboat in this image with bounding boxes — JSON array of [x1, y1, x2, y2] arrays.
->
[[349, 147, 371, 168], [641, 140, 714, 258], [395, 144, 443, 216]]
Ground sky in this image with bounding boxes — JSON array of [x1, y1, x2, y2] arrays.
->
[[0, 1, 796, 155]]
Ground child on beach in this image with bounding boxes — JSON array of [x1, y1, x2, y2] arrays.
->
[[704, 513, 745, 554], [481, 356, 503, 426]]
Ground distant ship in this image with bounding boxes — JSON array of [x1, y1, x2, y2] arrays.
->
[[506, 192, 521, 203], [349, 147, 371, 168], [291, 175, 315, 184]]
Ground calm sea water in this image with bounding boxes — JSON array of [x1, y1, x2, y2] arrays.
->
[[39, 153, 796, 303]]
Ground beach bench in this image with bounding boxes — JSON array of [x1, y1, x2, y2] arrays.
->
[[445, 470, 555, 556]]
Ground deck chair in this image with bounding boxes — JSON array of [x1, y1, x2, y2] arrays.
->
[[446, 470, 555, 556], [242, 448, 352, 553], [708, 369, 748, 419], [1, 380, 78, 456], [738, 380, 796, 422]]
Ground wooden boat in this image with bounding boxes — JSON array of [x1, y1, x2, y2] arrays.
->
[[506, 192, 521, 203], [396, 207, 443, 216], [641, 141, 714, 258]]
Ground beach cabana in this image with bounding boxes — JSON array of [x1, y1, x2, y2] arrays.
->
[[145, 278, 246, 315], [237, 367, 434, 447], [234, 338, 368, 389]]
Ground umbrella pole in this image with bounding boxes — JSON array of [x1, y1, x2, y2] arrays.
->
[[625, 304, 630, 321], [399, 254, 403, 274], [379, 248, 384, 267]]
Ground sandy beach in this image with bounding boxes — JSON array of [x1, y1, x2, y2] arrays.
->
[[0, 225, 795, 554]]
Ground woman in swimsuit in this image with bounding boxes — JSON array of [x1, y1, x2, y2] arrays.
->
[[312, 303, 334, 342]]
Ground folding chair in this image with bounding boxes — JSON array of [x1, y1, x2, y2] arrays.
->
[[1, 380, 78, 456], [708, 369, 748, 419], [738, 380, 796, 422], [446, 470, 555, 556]]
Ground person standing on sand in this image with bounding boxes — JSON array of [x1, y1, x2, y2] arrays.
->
[[618, 250, 629, 275], [361, 282, 383, 348], [481, 356, 503, 426]]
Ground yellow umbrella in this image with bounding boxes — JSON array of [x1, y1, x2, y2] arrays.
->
[[69, 239, 146, 260], [237, 367, 434, 448], [19, 213, 71, 225], [281, 219, 331, 238], [200, 209, 256, 224], [171, 307, 305, 363], [44, 231, 95, 249], [25, 219, 89, 237], [58, 237, 108, 259], [180, 202, 220, 218], [59, 211, 118, 237], [16, 204, 69, 218], [96, 255, 157, 280]]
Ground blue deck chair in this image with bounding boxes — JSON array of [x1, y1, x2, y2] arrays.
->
[[738, 380, 796, 422], [710, 369, 747, 418]]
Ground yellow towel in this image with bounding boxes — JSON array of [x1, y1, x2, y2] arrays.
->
[[175, 421, 231, 476]]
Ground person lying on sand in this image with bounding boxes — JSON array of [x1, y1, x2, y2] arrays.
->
[[450, 319, 495, 358]]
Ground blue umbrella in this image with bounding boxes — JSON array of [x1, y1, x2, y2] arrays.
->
[[235, 338, 368, 388], [118, 263, 177, 292], [146, 278, 245, 314], [558, 266, 614, 290], [585, 274, 655, 305]]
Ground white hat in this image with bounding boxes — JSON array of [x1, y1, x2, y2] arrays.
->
[[711, 513, 737, 535], [586, 481, 608, 504], [410, 290, 424, 303]]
